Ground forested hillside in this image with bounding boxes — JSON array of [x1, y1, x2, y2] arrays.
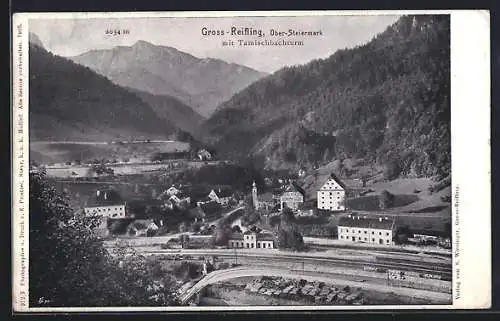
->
[[29, 43, 178, 141], [129, 88, 204, 137], [204, 15, 450, 179]]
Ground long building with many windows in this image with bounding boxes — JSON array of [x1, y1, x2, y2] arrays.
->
[[337, 215, 396, 245]]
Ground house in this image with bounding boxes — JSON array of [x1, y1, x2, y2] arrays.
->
[[207, 188, 233, 206], [251, 182, 276, 211], [165, 185, 180, 197], [257, 192, 276, 211], [228, 230, 274, 249], [297, 202, 316, 217], [168, 192, 191, 209], [84, 189, 127, 219], [127, 219, 159, 236], [161, 199, 175, 210], [317, 173, 346, 212], [337, 215, 396, 245], [279, 182, 306, 211], [197, 149, 212, 161]]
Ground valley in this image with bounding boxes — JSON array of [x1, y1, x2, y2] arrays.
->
[[26, 14, 452, 308]]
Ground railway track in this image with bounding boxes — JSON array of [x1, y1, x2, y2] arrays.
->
[[145, 249, 452, 278]]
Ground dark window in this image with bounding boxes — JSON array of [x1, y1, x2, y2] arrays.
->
[[257, 243, 260, 248], [386, 232, 389, 236], [372, 238, 375, 242], [379, 239, 383, 244]]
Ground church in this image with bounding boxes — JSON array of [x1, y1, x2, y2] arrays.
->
[[251, 181, 275, 210]]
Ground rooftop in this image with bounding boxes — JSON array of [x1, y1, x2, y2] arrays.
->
[[329, 173, 347, 189], [86, 189, 124, 207], [233, 231, 275, 242], [338, 215, 395, 230], [213, 188, 233, 198], [283, 181, 306, 196]]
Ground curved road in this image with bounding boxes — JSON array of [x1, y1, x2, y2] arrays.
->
[[179, 267, 451, 304]]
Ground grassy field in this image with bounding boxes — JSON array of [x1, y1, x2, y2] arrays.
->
[[30, 141, 190, 164], [299, 159, 452, 237]]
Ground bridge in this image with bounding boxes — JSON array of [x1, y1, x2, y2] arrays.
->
[[178, 266, 452, 305]]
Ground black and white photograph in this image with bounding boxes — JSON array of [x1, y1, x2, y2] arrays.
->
[[11, 10, 491, 311]]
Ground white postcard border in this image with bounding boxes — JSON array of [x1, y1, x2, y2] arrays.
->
[[11, 9, 491, 312]]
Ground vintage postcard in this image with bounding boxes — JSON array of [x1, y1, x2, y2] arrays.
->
[[11, 10, 490, 312]]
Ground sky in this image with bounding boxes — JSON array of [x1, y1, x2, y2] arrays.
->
[[29, 14, 400, 73]]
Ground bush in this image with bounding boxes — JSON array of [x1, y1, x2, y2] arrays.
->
[[29, 170, 179, 306], [275, 226, 305, 251], [383, 159, 401, 180], [211, 226, 232, 246], [379, 190, 395, 209], [174, 262, 201, 281]]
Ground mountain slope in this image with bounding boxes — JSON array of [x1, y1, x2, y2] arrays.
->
[[70, 41, 267, 117], [29, 43, 178, 141], [128, 88, 205, 136], [29, 32, 45, 49], [204, 15, 450, 178]]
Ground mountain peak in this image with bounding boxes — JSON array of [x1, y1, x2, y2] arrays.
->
[[132, 40, 155, 48], [69, 42, 267, 117], [29, 32, 45, 49]]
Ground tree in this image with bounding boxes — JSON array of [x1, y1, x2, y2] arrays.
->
[[190, 221, 202, 233], [280, 207, 296, 225], [231, 225, 242, 233], [89, 162, 114, 176], [180, 234, 190, 249], [383, 159, 401, 180], [178, 221, 188, 233], [274, 226, 304, 251], [379, 190, 395, 209], [211, 225, 231, 246], [29, 170, 178, 307]]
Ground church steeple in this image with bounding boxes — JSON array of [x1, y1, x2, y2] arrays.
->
[[252, 181, 258, 210]]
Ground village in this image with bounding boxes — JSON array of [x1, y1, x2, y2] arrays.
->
[[79, 165, 451, 251], [30, 141, 453, 306]]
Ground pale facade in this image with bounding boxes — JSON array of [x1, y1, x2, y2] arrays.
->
[[84, 204, 126, 218], [317, 175, 346, 212], [279, 183, 305, 210], [208, 189, 231, 206], [228, 232, 274, 249], [165, 186, 180, 196], [337, 216, 395, 245]]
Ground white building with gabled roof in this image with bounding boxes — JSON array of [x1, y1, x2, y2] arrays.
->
[[84, 188, 127, 219], [317, 173, 346, 212]]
